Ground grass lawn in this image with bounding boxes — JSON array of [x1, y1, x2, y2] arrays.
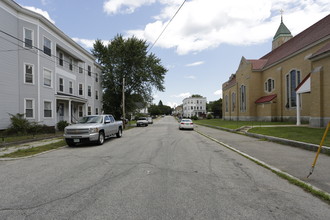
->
[[194, 119, 296, 129], [194, 119, 329, 146], [0, 140, 66, 158], [249, 127, 330, 147], [0, 132, 63, 143]]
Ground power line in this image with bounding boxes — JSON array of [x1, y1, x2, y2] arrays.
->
[[147, 0, 187, 53], [0, 29, 100, 79]]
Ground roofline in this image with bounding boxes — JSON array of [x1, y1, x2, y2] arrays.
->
[[262, 35, 330, 71], [4, 0, 96, 60]]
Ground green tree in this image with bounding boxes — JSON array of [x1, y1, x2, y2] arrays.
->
[[207, 98, 222, 118], [92, 35, 167, 118]]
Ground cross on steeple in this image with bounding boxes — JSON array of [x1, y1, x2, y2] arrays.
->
[[280, 9, 284, 22]]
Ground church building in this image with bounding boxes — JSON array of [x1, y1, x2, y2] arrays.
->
[[222, 14, 330, 127]]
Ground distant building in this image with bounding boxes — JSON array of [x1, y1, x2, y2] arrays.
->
[[182, 96, 207, 118], [173, 105, 183, 117], [0, 0, 102, 129], [222, 14, 330, 127]]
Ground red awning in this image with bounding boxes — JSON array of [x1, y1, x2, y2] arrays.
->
[[255, 94, 277, 104]]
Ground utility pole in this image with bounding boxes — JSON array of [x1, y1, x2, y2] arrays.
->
[[122, 77, 126, 128]]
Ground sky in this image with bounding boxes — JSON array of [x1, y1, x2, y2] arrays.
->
[[14, 0, 330, 108]]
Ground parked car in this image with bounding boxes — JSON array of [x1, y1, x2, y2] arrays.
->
[[64, 115, 123, 146], [179, 119, 194, 130], [147, 117, 153, 124], [136, 117, 149, 127]]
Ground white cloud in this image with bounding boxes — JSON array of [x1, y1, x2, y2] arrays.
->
[[166, 102, 178, 108], [214, 89, 222, 97], [23, 6, 55, 24], [186, 61, 204, 67], [184, 75, 196, 80], [72, 38, 110, 49], [41, 0, 51, 6], [172, 92, 191, 98], [126, 0, 330, 54], [103, 0, 156, 15]]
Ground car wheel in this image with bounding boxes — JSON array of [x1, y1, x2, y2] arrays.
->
[[116, 127, 122, 138], [97, 131, 105, 145], [66, 139, 76, 147]]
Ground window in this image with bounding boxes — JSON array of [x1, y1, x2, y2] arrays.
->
[[44, 101, 52, 118], [24, 64, 33, 84], [88, 65, 91, 76], [225, 95, 229, 112], [79, 66, 83, 74], [265, 78, 275, 92], [43, 69, 52, 87], [240, 85, 247, 112], [95, 108, 99, 115], [88, 106, 92, 115], [24, 28, 33, 48], [25, 99, 34, 118], [286, 70, 301, 108], [79, 84, 83, 95], [232, 92, 236, 112], [88, 86, 91, 97], [43, 37, 51, 56], [59, 78, 64, 92], [69, 81, 73, 94], [95, 73, 98, 82], [59, 52, 63, 66], [69, 58, 73, 71], [78, 105, 83, 117], [95, 90, 98, 100]]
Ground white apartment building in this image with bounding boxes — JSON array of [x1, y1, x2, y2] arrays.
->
[[182, 96, 207, 118], [0, 0, 102, 130]]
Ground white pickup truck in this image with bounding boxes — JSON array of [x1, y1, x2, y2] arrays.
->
[[64, 115, 123, 146]]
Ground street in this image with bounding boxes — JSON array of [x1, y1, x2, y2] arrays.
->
[[0, 116, 329, 219]]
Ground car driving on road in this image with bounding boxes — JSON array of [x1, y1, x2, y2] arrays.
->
[[179, 118, 194, 130]]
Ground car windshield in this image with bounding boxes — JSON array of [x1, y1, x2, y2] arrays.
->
[[139, 117, 147, 120], [78, 116, 103, 124], [181, 119, 192, 123]]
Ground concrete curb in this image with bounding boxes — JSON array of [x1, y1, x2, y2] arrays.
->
[[195, 124, 330, 154], [245, 132, 330, 154], [195, 129, 330, 200]]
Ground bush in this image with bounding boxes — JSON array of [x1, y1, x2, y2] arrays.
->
[[7, 113, 30, 135], [207, 114, 213, 119], [57, 121, 69, 131], [191, 115, 198, 120]]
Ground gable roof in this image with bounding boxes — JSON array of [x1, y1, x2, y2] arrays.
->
[[247, 59, 268, 70], [261, 14, 330, 69]]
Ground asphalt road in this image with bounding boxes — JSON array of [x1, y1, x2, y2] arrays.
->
[[0, 116, 329, 219]]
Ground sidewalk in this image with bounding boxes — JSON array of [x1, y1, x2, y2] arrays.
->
[[195, 124, 330, 195], [0, 138, 63, 158]]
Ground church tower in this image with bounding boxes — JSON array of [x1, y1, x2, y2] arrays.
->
[[272, 12, 293, 50]]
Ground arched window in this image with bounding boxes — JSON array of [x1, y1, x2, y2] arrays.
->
[[286, 70, 301, 108], [264, 78, 275, 92], [240, 85, 246, 112]]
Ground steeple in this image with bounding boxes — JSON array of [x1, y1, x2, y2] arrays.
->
[[272, 10, 293, 50]]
